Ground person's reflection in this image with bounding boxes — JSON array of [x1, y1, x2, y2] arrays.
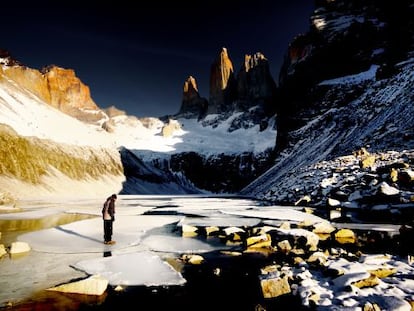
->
[[103, 251, 112, 257]]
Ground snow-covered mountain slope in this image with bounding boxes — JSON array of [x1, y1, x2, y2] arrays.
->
[[241, 55, 414, 221], [0, 68, 277, 199], [0, 69, 276, 155]]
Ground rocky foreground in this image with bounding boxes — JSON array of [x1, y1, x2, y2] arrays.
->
[[173, 216, 414, 311]]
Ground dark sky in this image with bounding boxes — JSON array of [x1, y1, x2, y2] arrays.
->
[[2, 1, 314, 117]]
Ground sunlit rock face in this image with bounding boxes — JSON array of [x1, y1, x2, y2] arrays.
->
[[41, 65, 106, 122], [178, 76, 208, 118], [41, 65, 97, 110], [236, 52, 277, 112], [0, 54, 106, 123], [1, 65, 51, 106], [208, 47, 237, 114]]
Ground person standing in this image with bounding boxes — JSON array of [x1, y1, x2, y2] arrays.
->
[[102, 194, 117, 245]]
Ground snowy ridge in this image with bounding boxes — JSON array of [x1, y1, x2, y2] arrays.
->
[[0, 70, 276, 156], [242, 57, 414, 201]]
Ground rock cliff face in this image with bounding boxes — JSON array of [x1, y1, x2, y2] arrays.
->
[[275, 0, 414, 151], [242, 0, 414, 209], [236, 52, 277, 113], [178, 76, 208, 118], [41, 65, 104, 122], [208, 47, 237, 114], [178, 47, 278, 123], [168, 150, 274, 193], [0, 54, 105, 123]]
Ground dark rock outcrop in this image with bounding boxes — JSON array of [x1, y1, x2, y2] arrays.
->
[[0, 49, 22, 66], [275, 0, 414, 150], [168, 150, 274, 193], [178, 76, 208, 119], [119, 148, 202, 195], [236, 52, 277, 114]]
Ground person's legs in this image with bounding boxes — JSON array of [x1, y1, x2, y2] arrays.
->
[[108, 220, 113, 241], [104, 220, 111, 243]]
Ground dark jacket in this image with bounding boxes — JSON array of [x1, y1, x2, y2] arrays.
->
[[102, 197, 116, 220]]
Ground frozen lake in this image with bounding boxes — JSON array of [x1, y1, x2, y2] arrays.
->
[[0, 194, 310, 308], [0, 195, 410, 310]]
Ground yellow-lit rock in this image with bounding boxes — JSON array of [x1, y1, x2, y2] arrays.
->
[[161, 119, 182, 137], [307, 251, 328, 266], [260, 275, 291, 298], [277, 240, 292, 254], [313, 222, 336, 234], [0, 244, 6, 257], [363, 302, 381, 311], [1, 64, 102, 122], [335, 228, 356, 244], [352, 274, 380, 289], [367, 267, 397, 278], [47, 275, 108, 296], [182, 224, 198, 237], [308, 292, 321, 305], [390, 168, 399, 183], [260, 265, 279, 275], [10, 241, 30, 254], [205, 226, 220, 236], [246, 234, 271, 248], [360, 155, 376, 169], [223, 226, 245, 241], [181, 254, 204, 265]]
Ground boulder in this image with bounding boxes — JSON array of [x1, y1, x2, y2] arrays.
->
[[47, 275, 108, 296], [10, 241, 30, 254]]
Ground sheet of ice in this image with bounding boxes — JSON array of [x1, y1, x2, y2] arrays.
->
[[73, 251, 186, 286], [141, 235, 231, 254], [137, 195, 268, 219], [18, 215, 182, 253], [221, 206, 328, 225], [177, 216, 262, 228], [150, 196, 262, 211]]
